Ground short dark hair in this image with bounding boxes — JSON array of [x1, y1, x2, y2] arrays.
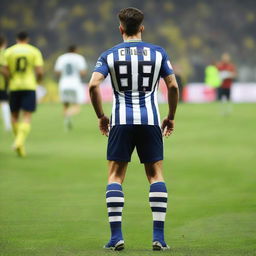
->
[[68, 45, 77, 52], [0, 35, 6, 47], [118, 7, 144, 36], [17, 31, 29, 41]]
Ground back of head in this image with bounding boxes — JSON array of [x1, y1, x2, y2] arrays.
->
[[17, 31, 29, 42], [67, 45, 77, 53], [0, 35, 6, 47], [118, 7, 144, 36], [221, 53, 231, 63]]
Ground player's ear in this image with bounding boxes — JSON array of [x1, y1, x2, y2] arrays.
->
[[140, 25, 145, 33], [119, 25, 124, 35]]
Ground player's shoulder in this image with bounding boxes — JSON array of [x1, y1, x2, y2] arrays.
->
[[26, 44, 42, 54], [4, 44, 17, 54], [144, 42, 168, 55]]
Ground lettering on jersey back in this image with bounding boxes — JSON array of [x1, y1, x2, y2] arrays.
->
[[120, 48, 148, 57]]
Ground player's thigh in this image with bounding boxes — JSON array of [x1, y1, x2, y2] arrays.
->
[[21, 90, 36, 112], [107, 125, 136, 162], [144, 160, 164, 183], [9, 91, 22, 113], [135, 125, 163, 163]]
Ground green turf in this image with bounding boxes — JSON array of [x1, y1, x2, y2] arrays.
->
[[0, 103, 256, 256]]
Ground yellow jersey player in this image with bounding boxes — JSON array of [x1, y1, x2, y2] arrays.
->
[[4, 31, 44, 157], [0, 35, 11, 131]]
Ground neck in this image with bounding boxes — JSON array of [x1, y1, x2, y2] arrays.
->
[[17, 41, 28, 44], [123, 33, 142, 42]]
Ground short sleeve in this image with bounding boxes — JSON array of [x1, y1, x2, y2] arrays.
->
[[78, 56, 87, 71], [54, 57, 62, 72], [34, 49, 44, 67], [93, 53, 109, 77], [160, 49, 174, 78]]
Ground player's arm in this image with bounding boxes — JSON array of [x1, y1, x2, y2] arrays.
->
[[162, 74, 179, 137], [89, 72, 109, 136], [79, 57, 88, 78], [0, 65, 9, 79], [35, 66, 43, 83], [34, 49, 44, 83]]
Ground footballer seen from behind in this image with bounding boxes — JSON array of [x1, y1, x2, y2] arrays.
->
[[89, 7, 179, 251], [55, 45, 87, 130], [4, 31, 44, 157]]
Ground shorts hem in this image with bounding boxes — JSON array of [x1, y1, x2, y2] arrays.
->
[[140, 157, 163, 164], [107, 157, 131, 163]]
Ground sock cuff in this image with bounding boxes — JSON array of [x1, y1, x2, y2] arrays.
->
[[150, 182, 167, 193], [107, 182, 122, 191]]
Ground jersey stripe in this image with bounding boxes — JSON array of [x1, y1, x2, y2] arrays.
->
[[154, 82, 161, 125], [118, 48, 126, 124], [111, 93, 116, 126], [143, 47, 153, 124], [124, 91, 133, 124], [107, 53, 119, 92], [145, 92, 154, 125], [114, 91, 120, 125], [132, 91, 141, 125], [130, 47, 141, 124]]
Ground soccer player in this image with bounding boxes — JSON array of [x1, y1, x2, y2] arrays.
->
[[55, 45, 87, 130], [89, 7, 179, 251], [4, 31, 44, 157], [217, 53, 236, 114], [0, 35, 11, 131]]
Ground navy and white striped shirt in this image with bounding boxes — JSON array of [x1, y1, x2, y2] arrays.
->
[[94, 40, 174, 126]]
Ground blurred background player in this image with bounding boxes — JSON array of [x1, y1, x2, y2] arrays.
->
[[4, 31, 44, 157], [89, 7, 178, 251], [217, 53, 237, 114], [0, 35, 11, 131], [54, 45, 87, 130], [204, 60, 221, 99]]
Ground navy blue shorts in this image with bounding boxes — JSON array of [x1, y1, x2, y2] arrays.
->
[[9, 90, 36, 112], [107, 125, 163, 163], [0, 90, 8, 101]]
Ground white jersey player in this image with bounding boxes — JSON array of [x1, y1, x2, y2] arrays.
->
[[55, 45, 87, 130]]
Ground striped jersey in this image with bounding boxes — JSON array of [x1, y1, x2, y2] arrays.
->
[[94, 40, 174, 126]]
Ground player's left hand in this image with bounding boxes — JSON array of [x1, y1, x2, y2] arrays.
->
[[161, 118, 175, 137], [99, 115, 110, 137]]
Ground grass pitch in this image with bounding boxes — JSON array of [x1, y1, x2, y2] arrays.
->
[[0, 103, 255, 256]]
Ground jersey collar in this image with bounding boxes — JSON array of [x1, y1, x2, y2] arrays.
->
[[124, 39, 142, 43]]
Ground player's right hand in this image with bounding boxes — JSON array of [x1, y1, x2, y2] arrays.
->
[[99, 115, 110, 137], [161, 118, 175, 137]]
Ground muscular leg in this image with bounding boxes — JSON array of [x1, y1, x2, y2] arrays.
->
[[13, 111, 32, 156], [105, 161, 128, 250], [11, 111, 20, 135], [144, 160, 164, 184], [108, 161, 128, 184], [145, 160, 169, 249]]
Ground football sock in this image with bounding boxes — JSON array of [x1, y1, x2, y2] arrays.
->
[[149, 181, 168, 244], [106, 182, 124, 244], [15, 122, 31, 147], [1, 102, 11, 131]]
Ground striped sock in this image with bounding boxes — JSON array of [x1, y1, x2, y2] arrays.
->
[[149, 182, 168, 244], [106, 183, 124, 244]]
